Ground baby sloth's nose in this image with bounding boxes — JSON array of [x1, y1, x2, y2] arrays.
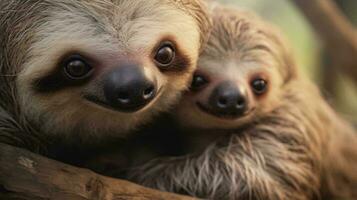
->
[[209, 81, 248, 117], [104, 64, 157, 112]]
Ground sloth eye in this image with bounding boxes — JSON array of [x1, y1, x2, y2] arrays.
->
[[154, 42, 175, 68], [190, 74, 208, 91], [63, 55, 93, 79], [251, 78, 268, 95]]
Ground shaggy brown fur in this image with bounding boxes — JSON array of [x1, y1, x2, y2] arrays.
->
[[0, 0, 210, 158], [127, 6, 357, 200]]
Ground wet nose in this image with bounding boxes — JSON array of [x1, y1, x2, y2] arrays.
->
[[209, 81, 248, 117], [103, 65, 156, 112]]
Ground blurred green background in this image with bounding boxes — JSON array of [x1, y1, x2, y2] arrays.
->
[[218, 0, 357, 123]]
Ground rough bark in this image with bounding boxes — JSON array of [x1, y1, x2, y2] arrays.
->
[[0, 143, 197, 200]]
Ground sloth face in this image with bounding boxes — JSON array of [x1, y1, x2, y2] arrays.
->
[[15, 0, 202, 137], [175, 60, 281, 130], [176, 62, 284, 130], [175, 9, 292, 130]]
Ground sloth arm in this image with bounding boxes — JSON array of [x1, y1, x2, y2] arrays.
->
[[0, 106, 45, 151], [128, 113, 319, 200]]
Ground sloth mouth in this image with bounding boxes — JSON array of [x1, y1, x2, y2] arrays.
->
[[196, 102, 253, 120], [84, 95, 123, 112], [84, 88, 163, 113]]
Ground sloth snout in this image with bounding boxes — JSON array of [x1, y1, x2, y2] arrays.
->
[[103, 64, 157, 113], [209, 81, 248, 117]]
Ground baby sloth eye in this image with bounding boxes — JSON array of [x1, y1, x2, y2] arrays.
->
[[64, 55, 93, 79], [154, 42, 175, 68], [191, 74, 208, 91], [251, 78, 268, 95]]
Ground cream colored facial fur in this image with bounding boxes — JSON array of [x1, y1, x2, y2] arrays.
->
[[175, 8, 293, 130], [15, 0, 203, 138]]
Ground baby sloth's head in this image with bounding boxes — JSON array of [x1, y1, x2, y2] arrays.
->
[[0, 0, 210, 138], [175, 6, 298, 130]]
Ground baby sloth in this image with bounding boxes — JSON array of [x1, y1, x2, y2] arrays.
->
[[128, 6, 357, 200], [0, 0, 210, 159]]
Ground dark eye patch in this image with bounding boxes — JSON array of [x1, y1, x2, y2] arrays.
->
[[190, 73, 209, 91], [152, 36, 191, 74], [33, 54, 94, 93], [33, 68, 91, 93], [249, 73, 270, 98], [154, 42, 175, 67]]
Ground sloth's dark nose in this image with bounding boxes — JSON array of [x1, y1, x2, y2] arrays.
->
[[104, 65, 156, 112], [209, 81, 247, 117]]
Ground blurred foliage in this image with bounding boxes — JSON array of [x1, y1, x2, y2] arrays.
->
[[218, 0, 357, 122]]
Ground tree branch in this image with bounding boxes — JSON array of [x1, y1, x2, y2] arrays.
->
[[292, 0, 357, 83], [0, 143, 197, 200]]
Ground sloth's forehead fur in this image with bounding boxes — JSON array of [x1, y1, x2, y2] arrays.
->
[[201, 6, 297, 84], [37, 0, 198, 40], [1, 0, 206, 74], [20, 1, 199, 75]]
